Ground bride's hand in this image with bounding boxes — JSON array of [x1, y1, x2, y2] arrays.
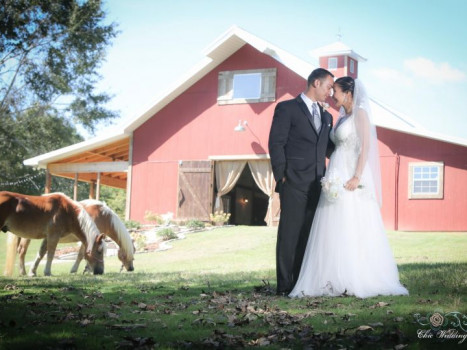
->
[[344, 176, 360, 191]]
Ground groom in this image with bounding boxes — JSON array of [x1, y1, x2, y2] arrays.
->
[[268, 68, 335, 295]]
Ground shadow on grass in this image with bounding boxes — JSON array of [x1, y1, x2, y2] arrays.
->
[[0, 262, 465, 349]]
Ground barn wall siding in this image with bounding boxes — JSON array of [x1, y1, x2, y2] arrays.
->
[[130, 44, 306, 222], [378, 128, 467, 231]]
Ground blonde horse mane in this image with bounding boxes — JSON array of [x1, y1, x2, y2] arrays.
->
[[81, 199, 133, 260], [76, 203, 103, 253]]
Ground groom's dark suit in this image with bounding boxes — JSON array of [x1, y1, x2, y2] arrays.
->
[[269, 95, 334, 294]]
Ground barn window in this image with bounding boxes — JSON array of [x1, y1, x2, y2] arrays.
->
[[349, 59, 355, 74], [233, 73, 261, 99], [218, 68, 276, 105], [328, 57, 337, 70], [408, 162, 444, 199]]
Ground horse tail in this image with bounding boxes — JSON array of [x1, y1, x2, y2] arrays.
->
[[4, 232, 18, 276], [104, 205, 134, 260]]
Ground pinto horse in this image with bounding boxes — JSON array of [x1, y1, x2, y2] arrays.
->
[[1, 191, 105, 276], [8, 199, 135, 276]]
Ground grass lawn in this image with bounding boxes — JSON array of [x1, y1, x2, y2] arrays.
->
[[0, 226, 466, 349]]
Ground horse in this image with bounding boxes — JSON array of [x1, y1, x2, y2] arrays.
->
[[6, 199, 134, 276], [1, 191, 105, 276]]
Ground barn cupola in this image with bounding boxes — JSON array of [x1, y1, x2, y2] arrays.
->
[[311, 40, 366, 79]]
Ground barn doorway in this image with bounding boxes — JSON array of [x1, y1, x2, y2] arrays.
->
[[218, 165, 269, 226]]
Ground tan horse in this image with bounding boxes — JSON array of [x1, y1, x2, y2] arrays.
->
[[1, 191, 105, 276], [10, 199, 135, 276]]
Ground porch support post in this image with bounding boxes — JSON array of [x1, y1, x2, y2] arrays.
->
[[73, 173, 78, 200]]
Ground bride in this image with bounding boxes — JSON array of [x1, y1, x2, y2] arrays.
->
[[289, 77, 408, 298]]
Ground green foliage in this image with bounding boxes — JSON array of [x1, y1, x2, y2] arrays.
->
[[186, 219, 206, 229], [0, 0, 118, 128], [130, 231, 146, 252], [125, 220, 141, 231], [99, 186, 126, 219], [0, 0, 118, 194], [158, 227, 178, 241]]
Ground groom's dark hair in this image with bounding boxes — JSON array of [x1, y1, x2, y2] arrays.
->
[[307, 68, 334, 88]]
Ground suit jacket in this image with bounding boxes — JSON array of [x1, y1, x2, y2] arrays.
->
[[268, 95, 334, 193]]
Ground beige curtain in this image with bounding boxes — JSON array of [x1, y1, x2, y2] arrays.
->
[[214, 161, 247, 211], [248, 160, 274, 226]]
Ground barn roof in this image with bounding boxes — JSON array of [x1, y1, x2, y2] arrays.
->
[[122, 25, 467, 147], [24, 25, 467, 171]]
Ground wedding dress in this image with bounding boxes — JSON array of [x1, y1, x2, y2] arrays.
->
[[289, 80, 408, 299]]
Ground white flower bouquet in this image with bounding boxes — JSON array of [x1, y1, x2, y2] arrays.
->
[[321, 174, 344, 202]]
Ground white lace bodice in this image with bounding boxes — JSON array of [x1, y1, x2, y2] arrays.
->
[[330, 117, 361, 176], [323, 116, 376, 203], [331, 117, 361, 155]]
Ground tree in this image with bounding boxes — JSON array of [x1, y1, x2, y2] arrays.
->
[[0, 0, 118, 194]]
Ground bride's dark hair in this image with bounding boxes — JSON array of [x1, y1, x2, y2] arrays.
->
[[334, 76, 355, 95]]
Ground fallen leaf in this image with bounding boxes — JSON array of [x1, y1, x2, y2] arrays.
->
[[106, 312, 119, 319], [369, 301, 389, 309], [394, 344, 408, 350], [79, 319, 92, 326], [369, 322, 384, 327]]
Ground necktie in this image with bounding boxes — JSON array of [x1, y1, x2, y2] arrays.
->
[[312, 103, 321, 132]]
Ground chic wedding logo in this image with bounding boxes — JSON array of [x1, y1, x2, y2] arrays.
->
[[414, 311, 467, 344]]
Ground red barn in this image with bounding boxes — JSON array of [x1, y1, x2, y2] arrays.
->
[[25, 26, 467, 231]]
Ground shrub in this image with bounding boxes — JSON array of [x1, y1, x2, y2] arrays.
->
[[186, 220, 205, 229], [130, 231, 147, 251], [158, 228, 178, 241], [125, 220, 141, 230], [210, 211, 231, 224], [144, 210, 163, 225]]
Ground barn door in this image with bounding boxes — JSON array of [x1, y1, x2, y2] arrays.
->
[[177, 160, 213, 221]]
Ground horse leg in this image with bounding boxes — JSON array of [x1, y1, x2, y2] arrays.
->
[[29, 239, 48, 277], [17, 238, 31, 276], [4, 232, 19, 277], [43, 235, 60, 276], [70, 245, 85, 273]]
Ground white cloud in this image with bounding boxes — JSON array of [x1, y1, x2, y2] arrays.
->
[[404, 57, 466, 83], [371, 67, 414, 86]]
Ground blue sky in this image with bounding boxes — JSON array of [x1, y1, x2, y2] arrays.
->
[[95, 0, 467, 139]]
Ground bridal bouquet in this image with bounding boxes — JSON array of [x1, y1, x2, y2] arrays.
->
[[321, 173, 364, 202], [320, 174, 344, 202]]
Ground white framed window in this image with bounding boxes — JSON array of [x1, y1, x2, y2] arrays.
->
[[408, 162, 444, 199], [328, 57, 337, 70], [349, 59, 355, 74], [218, 68, 276, 105]]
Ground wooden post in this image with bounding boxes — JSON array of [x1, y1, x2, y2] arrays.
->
[[89, 181, 95, 199], [96, 172, 101, 201], [44, 170, 51, 194], [73, 173, 78, 200], [125, 135, 133, 220]]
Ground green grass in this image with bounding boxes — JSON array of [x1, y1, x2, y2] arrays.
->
[[0, 227, 466, 349]]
